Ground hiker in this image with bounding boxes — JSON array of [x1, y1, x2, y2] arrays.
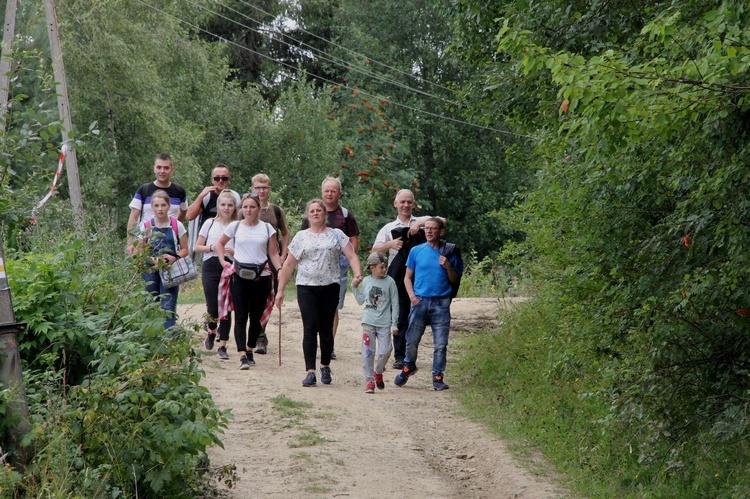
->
[[126, 153, 187, 254], [252, 173, 290, 355], [394, 217, 463, 391], [194, 189, 239, 360], [215, 193, 282, 370], [186, 164, 241, 230], [372, 189, 441, 369], [352, 252, 399, 393], [132, 189, 188, 330], [276, 199, 363, 387], [301, 176, 359, 359]]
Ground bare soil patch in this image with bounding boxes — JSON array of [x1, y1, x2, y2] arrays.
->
[[178, 295, 564, 498]]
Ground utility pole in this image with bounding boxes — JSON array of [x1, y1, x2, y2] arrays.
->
[[44, 0, 84, 228], [0, 0, 33, 469]]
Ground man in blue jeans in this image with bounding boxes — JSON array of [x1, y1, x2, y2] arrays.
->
[[394, 217, 463, 391]]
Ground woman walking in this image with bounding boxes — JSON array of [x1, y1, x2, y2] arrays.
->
[[194, 189, 238, 360], [132, 189, 188, 331], [216, 193, 282, 370], [275, 199, 363, 387]]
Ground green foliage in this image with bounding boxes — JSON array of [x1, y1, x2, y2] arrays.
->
[[445, 0, 750, 495]]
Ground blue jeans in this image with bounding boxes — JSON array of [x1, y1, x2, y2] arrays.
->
[[403, 296, 451, 376], [143, 270, 179, 330]]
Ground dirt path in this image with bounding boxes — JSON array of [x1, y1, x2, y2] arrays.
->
[[179, 295, 564, 498]]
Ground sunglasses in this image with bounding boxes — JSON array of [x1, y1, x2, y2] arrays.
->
[[242, 192, 260, 199], [213, 176, 230, 182]]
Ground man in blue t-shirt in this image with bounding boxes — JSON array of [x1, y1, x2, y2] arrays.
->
[[394, 217, 463, 391]]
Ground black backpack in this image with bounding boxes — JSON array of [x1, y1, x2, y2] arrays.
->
[[439, 241, 463, 299]]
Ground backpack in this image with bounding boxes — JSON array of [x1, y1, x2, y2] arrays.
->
[[439, 241, 464, 299]]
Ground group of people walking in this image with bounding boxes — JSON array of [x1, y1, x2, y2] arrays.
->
[[126, 153, 463, 392]]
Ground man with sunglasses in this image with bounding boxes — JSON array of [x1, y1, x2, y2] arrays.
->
[[187, 164, 242, 230]]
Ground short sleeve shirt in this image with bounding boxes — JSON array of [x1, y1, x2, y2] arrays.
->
[[374, 215, 432, 265], [129, 182, 188, 221], [288, 228, 349, 286], [198, 218, 234, 262], [224, 221, 274, 266]]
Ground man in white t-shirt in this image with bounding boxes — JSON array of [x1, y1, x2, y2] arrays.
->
[[373, 189, 443, 369]]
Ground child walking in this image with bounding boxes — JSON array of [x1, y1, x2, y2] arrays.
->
[[352, 252, 399, 393]]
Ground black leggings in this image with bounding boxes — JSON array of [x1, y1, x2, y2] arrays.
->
[[231, 274, 271, 353], [297, 283, 340, 371], [201, 257, 231, 341]]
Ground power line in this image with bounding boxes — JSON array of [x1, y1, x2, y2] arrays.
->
[[192, 0, 462, 109], [237, 0, 457, 95], [133, 0, 527, 137]]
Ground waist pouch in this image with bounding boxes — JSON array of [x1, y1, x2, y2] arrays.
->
[[236, 260, 266, 281]]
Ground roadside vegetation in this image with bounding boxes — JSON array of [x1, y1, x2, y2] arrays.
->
[[2, 1, 750, 497]]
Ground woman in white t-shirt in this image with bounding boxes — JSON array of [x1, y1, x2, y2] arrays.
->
[[216, 192, 282, 370], [194, 189, 238, 360], [275, 198, 364, 387]]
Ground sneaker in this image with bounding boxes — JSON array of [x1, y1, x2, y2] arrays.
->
[[217, 346, 229, 360], [320, 366, 332, 385], [374, 372, 385, 390], [254, 334, 268, 354], [330, 350, 337, 360], [302, 372, 317, 387], [433, 373, 449, 391], [246, 352, 256, 366], [239, 355, 251, 370], [394, 365, 418, 387], [204, 333, 216, 350], [392, 359, 404, 370], [365, 381, 375, 394]]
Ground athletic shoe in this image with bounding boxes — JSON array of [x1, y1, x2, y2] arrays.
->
[[392, 359, 404, 369], [254, 334, 268, 354], [217, 346, 229, 360], [204, 333, 216, 350], [394, 365, 418, 387], [246, 352, 256, 366], [374, 372, 385, 390], [365, 381, 375, 394], [239, 355, 251, 370], [320, 366, 332, 385], [330, 350, 337, 360], [302, 372, 317, 387], [433, 373, 449, 391]]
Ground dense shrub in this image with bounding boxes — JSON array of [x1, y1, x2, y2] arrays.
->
[[3, 214, 230, 497]]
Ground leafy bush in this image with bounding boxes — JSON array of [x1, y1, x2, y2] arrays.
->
[[3, 213, 231, 496]]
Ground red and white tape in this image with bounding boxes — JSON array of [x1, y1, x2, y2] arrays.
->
[[31, 143, 70, 222]]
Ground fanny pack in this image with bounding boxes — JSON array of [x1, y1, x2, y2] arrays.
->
[[236, 260, 267, 281]]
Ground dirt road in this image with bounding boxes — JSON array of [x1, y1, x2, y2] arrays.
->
[[179, 295, 563, 498]]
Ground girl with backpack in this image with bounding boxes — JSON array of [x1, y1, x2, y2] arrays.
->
[[135, 189, 188, 330]]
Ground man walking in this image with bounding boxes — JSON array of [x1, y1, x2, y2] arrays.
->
[[126, 153, 188, 253], [253, 173, 290, 354], [372, 189, 436, 369], [393, 217, 463, 391], [186, 164, 241, 229], [301, 176, 359, 359]]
